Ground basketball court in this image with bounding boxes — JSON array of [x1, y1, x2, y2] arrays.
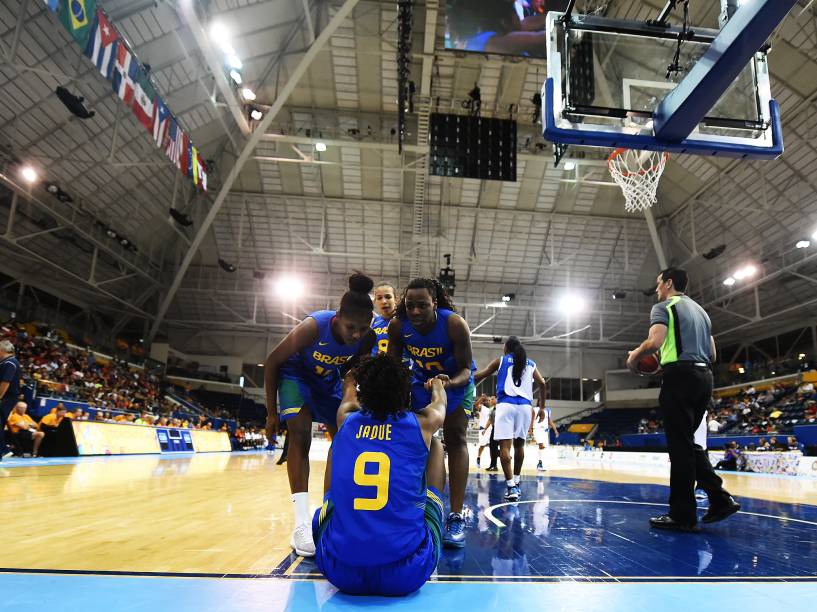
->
[[2, 450, 817, 610], [2, 0, 817, 609]]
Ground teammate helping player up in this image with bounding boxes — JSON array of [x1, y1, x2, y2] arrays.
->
[[264, 273, 377, 556], [387, 278, 475, 548]]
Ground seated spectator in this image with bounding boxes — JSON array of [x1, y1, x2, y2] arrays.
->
[[6, 401, 44, 457], [714, 442, 739, 471], [786, 436, 802, 452], [756, 437, 770, 451], [39, 403, 68, 431], [707, 415, 721, 434], [38, 403, 77, 457]]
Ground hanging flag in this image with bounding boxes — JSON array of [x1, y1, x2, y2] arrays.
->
[[165, 119, 183, 168], [179, 133, 191, 177], [84, 9, 117, 79], [45, 0, 60, 11], [58, 0, 96, 48], [152, 98, 170, 147], [132, 69, 156, 132], [195, 153, 208, 191], [111, 44, 138, 105]]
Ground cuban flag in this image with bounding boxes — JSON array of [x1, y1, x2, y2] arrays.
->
[[152, 98, 170, 147], [111, 44, 138, 105], [84, 10, 117, 79], [165, 120, 183, 169]]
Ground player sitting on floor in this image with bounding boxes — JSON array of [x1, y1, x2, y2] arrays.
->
[[313, 353, 447, 596]]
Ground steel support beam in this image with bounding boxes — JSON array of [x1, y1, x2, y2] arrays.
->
[[147, 0, 362, 343], [178, 1, 252, 135]]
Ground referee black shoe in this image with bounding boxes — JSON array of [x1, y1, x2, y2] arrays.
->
[[702, 497, 740, 524], [649, 514, 701, 533]]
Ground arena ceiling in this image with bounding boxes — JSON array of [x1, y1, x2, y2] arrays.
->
[[0, 0, 816, 352]]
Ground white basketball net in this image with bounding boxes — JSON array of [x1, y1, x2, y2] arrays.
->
[[607, 148, 669, 214]]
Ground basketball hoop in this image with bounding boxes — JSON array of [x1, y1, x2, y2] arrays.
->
[[607, 148, 669, 214]]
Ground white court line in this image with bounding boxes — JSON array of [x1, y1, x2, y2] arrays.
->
[[483, 499, 817, 529]]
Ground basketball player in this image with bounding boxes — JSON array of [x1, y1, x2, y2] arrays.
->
[[264, 273, 377, 556], [474, 337, 547, 501], [312, 355, 446, 596], [474, 394, 493, 468], [371, 282, 397, 355], [388, 278, 475, 548], [531, 398, 558, 471]]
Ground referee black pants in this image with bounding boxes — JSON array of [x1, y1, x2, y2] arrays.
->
[[659, 365, 731, 525]]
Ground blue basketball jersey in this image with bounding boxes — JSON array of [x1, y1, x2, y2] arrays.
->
[[496, 354, 536, 406], [322, 410, 429, 566], [371, 314, 390, 355], [401, 308, 466, 383], [284, 310, 363, 384]]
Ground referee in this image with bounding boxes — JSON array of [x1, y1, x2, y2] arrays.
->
[[627, 268, 740, 532]]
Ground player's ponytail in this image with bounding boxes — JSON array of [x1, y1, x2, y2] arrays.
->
[[339, 272, 374, 319], [505, 336, 526, 387], [396, 277, 457, 319]]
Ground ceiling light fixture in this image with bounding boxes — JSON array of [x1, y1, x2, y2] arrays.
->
[[557, 293, 586, 315], [315, 142, 327, 152], [20, 166, 38, 183], [241, 88, 256, 101], [723, 277, 736, 286], [229, 70, 242, 84], [564, 161, 576, 171], [795, 240, 810, 249]]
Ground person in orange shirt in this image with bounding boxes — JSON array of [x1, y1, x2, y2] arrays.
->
[[6, 401, 43, 457], [38, 403, 67, 430]]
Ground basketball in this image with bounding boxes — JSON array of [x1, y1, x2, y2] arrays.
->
[[637, 354, 661, 376]]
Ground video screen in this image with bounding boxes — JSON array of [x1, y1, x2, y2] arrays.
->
[[443, 0, 571, 58]]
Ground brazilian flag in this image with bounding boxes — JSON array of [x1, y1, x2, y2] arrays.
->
[[58, 0, 97, 49]]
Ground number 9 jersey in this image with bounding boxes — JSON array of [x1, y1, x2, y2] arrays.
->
[[314, 410, 436, 567]]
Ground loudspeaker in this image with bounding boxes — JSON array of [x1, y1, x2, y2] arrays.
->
[[429, 113, 516, 181]]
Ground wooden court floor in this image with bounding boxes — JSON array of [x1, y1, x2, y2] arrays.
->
[[3, 447, 817, 577]]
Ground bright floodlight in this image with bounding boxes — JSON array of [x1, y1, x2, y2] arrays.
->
[[250, 109, 263, 121], [723, 277, 736, 287], [274, 275, 304, 298], [557, 293, 586, 315], [812, 228, 817, 241], [241, 88, 256, 101], [210, 22, 230, 47], [733, 265, 757, 281], [564, 161, 576, 171], [20, 166, 37, 183], [315, 142, 327, 152], [228, 55, 242, 70], [229, 70, 242, 84], [796, 240, 810, 249]]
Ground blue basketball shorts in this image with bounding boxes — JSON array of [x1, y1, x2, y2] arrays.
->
[[410, 379, 475, 416], [311, 487, 444, 596], [277, 370, 341, 425]]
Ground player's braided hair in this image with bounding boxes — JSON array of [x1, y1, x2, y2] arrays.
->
[[355, 353, 412, 421], [395, 277, 457, 319], [505, 336, 527, 387]]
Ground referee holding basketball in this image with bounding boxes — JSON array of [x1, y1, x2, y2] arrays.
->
[[627, 268, 740, 532]]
